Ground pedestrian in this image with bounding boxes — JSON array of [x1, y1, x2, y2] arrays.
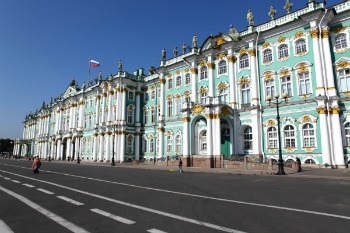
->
[[32, 156, 41, 174], [178, 158, 183, 173]]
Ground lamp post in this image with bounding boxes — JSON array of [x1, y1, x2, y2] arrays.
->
[[154, 82, 158, 164], [111, 122, 116, 166], [266, 93, 288, 175], [77, 137, 80, 164]]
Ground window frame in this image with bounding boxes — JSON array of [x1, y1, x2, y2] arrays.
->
[[284, 125, 296, 148], [243, 126, 253, 150], [218, 60, 227, 75], [239, 53, 249, 69], [278, 44, 289, 59]]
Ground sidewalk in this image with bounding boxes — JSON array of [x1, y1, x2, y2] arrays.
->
[[45, 159, 350, 180]]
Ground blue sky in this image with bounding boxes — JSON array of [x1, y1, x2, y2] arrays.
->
[[0, 0, 340, 139]]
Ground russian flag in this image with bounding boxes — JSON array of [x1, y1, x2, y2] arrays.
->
[[90, 59, 100, 68]]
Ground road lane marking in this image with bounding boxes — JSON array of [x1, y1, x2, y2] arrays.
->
[[57, 196, 84, 206], [3, 177, 10, 180], [11, 180, 21, 183], [0, 219, 14, 233], [23, 184, 35, 188], [0, 170, 246, 233], [0, 185, 90, 233], [90, 208, 135, 224], [37, 188, 54, 195], [147, 229, 167, 233]]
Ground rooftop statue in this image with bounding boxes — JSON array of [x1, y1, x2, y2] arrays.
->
[[99, 71, 102, 80], [88, 79, 93, 86], [268, 6, 277, 20], [284, 0, 293, 14], [162, 48, 166, 61], [192, 34, 198, 48], [247, 9, 254, 26], [229, 25, 240, 41], [182, 43, 187, 54], [149, 66, 156, 75], [118, 60, 123, 72], [173, 47, 178, 57], [82, 81, 86, 89]]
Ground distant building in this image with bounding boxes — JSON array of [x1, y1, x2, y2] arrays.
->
[[14, 1, 350, 168]]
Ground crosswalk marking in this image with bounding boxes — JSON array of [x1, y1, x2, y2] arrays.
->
[[57, 196, 84, 206], [11, 180, 21, 183], [0, 219, 14, 233], [37, 188, 54, 195], [23, 184, 35, 188], [147, 229, 167, 233], [91, 208, 135, 225]]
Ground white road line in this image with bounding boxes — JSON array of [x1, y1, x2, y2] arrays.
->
[[37, 188, 54, 195], [0, 219, 14, 233], [11, 180, 21, 183], [0, 185, 90, 233], [90, 208, 135, 225], [3, 177, 10, 180], [23, 184, 35, 188], [57, 196, 84, 206], [147, 228, 167, 233]]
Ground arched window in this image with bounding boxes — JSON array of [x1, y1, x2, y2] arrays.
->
[[243, 127, 253, 150], [265, 79, 275, 98], [200, 67, 208, 80], [239, 54, 249, 69], [185, 73, 191, 84], [151, 90, 156, 99], [284, 125, 296, 148], [241, 84, 251, 104], [175, 135, 182, 153], [345, 122, 350, 146], [263, 49, 272, 63], [176, 98, 181, 116], [295, 39, 307, 54], [144, 110, 148, 124], [218, 60, 227, 74], [200, 91, 208, 104], [168, 78, 173, 89], [280, 75, 293, 97], [278, 44, 289, 59], [305, 159, 316, 164], [338, 68, 350, 93], [142, 138, 147, 153], [151, 109, 155, 123], [150, 138, 154, 153], [126, 136, 133, 154], [176, 76, 182, 87], [167, 99, 173, 117], [218, 87, 228, 103], [200, 131, 207, 152], [267, 127, 278, 148], [302, 123, 315, 147], [166, 136, 172, 152], [298, 72, 311, 95], [335, 34, 347, 50], [127, 107, 134, 124]]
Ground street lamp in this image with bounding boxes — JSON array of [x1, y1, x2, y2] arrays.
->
[[266, 92, 288, 175], [77, 138, 80, 164], [111, 122, 116, 166]]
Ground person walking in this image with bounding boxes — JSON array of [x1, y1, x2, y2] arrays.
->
[[32, 156, 41, 174], [178, 158, 183, 173]]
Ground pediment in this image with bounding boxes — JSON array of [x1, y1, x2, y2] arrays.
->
[[63, 86, 77, 99], [201, 34, 232, 51]]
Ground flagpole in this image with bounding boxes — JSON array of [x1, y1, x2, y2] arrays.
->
[[88, 58, 91, 80]]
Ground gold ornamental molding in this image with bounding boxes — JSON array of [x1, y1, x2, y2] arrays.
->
[[192, 105, 204, 115], [207, 62, 215, 69], [329, 107, 340, 115], [102, 92, 107, 97], [268, 149, 277, 153], [285, 148, 296, 153], [305, 148, 315, 153], [279, 69, 290, 77], [303, 116, 311, 123], [199, 87, 208, 94], [205, 113, 214, 119], [176, 70, 180, 75], [227, 56, 237, 63], [268, 120, 275, 126], [99, 132, 105, 136], [321, 30, 330, 38], [106, 132, 112, 135], [108, 90, 114, 95], [277, 36, 286, 43], [122, 88, 127, 92], [238, 77, 250, 86], [95, 95, 101, 99], [248, 49, 256, 57], [221, 106, 230, 115], [114, 87, 121, 92], [199, 60, 207, 67], [158, 127, 165, 132], [262, 42, 270, 49], [159, 79, 166, 84], [167, 74, 172, 78], [333, 26, 345, 33], [215, 35, 227, 46], [191, 68, 198, 74], [316, 107, 327, 114], [297, 63, 308, 74], [135, 132, 141, 136], [93, 133, 98, 137], [184, 68, 190, 73], [217, 82, 228, 90], [136, 91, 141, 96], [263, 71, 274, 80], [183, 117, 190, 122], [239, 48, 247, 54], [337, 61, 349, 70], [294, 31, 305, 39], [309, 29, 319, 39]]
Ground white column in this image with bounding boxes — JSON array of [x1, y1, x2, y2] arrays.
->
[[78, 100, 84, 129], [191, 61, 198, 103], [135, 132, 140, 161], [249, 46, 258, 106], [183, 116, 190, 157], [69, 104, 73, 130], [107, 90, 114, 123], [121, 87, 126, 123], [228, 51, 237, 109], [95, 94, 101, 126], [213, 114, 221, 156], [101, 92, 107, 124], [50, 141, 55, 159], [98, 133, 104, 161], [120, 131, 125, 162], [92, 134, 98, 161], [66, 138, 71, 160], [56, 139, 62, 160], [207, 56, 214, 97], [135, 88, 141, 123], [331, 107, 345, 166], [321, 28, 336, 96], [105, 133, 111, 162], [207, 116, 213, 157], [310, 27, 325, 96], [317, 107, 332, 166]]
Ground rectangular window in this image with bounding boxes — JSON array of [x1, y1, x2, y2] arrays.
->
[[281, 76, 292, 97], [299, 73, 311, 95]]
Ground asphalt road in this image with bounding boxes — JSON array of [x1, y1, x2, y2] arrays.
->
[[0, 159, 349, 233]]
